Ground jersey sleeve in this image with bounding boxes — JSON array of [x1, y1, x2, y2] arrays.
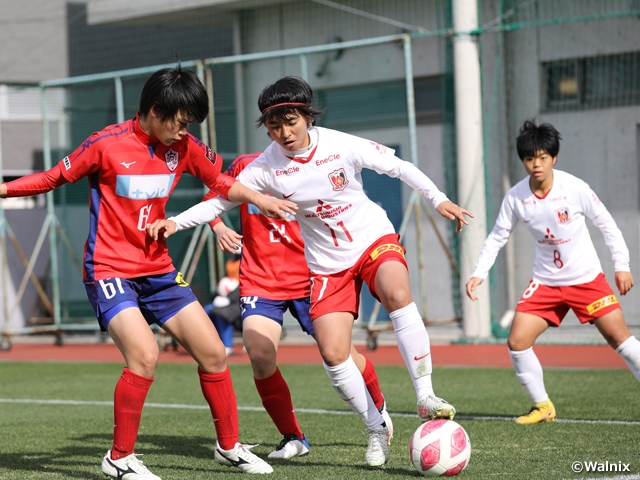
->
[[470, 192, 519, 280], [185, 139, 235, 199], [351, 137, 449, 208], [169, 196, 240, 232], [577, 180, 630, 272], [59, 133, 103, 183], [4, 164, 68, 197]]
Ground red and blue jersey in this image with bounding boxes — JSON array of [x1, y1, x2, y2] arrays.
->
[[60, 114, 234, 281], [212, 153, 310, 299]]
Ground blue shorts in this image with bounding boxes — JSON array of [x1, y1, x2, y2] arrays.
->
[[240, 296, 314, 335], [84, 270, 198, 331]]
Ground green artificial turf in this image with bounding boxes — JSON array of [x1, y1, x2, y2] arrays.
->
[[0, 362, 638, 479]]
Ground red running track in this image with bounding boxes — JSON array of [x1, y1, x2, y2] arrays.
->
[[0, 343, 627, 369]]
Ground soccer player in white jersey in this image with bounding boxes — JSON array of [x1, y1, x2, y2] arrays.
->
[[147, 76, 472, 467], [466, 119, 640, 424]]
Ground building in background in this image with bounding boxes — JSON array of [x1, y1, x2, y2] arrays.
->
[[1, 0, 639, 340]]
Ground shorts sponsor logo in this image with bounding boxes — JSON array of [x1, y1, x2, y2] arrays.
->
[[165, 148, 179, 171], [115, 174, 175, 199], [556, 207, 571, 224], [175, 271, 189, 287], [329, 168, 349, 191], [63, 156, 71, 170], [370, 243, 405, 261], [586, 294, 618, 315]]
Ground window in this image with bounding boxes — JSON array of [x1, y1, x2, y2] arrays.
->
[[315, 76, 441, 131], [544, 52, 640, 111]]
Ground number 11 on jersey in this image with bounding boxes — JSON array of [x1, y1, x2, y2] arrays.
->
[[324, 221, 353, 246]]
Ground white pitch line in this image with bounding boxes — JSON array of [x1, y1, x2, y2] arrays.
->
[[0, 398, 639, 426]]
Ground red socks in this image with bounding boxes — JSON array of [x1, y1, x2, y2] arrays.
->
[[362, 356, 384, 410], [111, 367, 154, 460], [254, 368, 303, 438], [198, 366, 239, 450]]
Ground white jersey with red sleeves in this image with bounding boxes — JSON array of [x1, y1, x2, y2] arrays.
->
[[171, 126, 449, 275], [471, 169, 629, 286], [219, 153, 310, 299], [60, 114, 233, 281]]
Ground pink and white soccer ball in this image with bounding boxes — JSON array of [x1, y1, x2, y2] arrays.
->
[[409, 419, 471, 476]]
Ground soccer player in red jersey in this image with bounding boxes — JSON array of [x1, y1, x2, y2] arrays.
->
[[0, 66, 296, 478], [207, 152, 393, 459]]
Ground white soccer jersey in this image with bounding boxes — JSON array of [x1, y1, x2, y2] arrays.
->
[[170, 126, 449, 274], [471, 169, 629, 286]]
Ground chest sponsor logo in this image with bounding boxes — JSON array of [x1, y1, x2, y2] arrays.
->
[[329, 168, 349, 191], [63, 156, 71, 170], [115, 174, 175, 200], [306, 199, 353, 219], [370, 243, 405, 261], [538, 227, 570, 246], [586, 294, 618, 315], [315, 153, 340, 166], [556, 207, 571, 224], [164, 149, 179, 172]]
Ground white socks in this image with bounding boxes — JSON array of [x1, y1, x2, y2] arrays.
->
[[509, 347, 549, 404], [323, 355, 383, 429], [616, 335, 640, 382], [390, 302, 434, 400]]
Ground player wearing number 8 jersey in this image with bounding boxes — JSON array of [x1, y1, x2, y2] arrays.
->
[[146, 76, 473, 467], [0, 66, 297, 478], [466, 119, 640, 424]]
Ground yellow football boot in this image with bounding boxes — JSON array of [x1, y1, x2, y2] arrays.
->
[[515, 399, 556, 424]]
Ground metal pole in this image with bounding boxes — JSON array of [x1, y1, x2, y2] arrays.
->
[[0, 115, 8, 338], [453, 0, 491, 338], [300, 54, 309, 81], [41, 87, 62, 330], [114, 76, 124, 124], [403, 35, 429, 320]]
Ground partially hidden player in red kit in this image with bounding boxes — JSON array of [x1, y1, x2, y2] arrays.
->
[[0, 66, 296, 479], [206, 153, 393, 459]]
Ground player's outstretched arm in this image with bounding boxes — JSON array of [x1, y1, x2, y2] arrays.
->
[[146, 220, 177, 241], [615, 271, 634, 296], [212, 221, 243, 254], [465, 277, 483, 301], [227, 181, 297, 220], [436, 201, 474, 233]]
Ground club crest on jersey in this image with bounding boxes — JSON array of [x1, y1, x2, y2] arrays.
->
[[555, 207, 571, 224], [329, 168, 349, 191], [164, 149, 179, 172]]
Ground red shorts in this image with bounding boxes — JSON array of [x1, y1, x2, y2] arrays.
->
[[309, 234, 407, 320], [515, 273, 620, 326]]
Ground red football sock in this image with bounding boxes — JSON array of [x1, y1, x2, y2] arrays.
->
[[198, 366, 239, 450], [362, 356, 384, 410], [111, 367, 154, 460], [254, 368, 303, 438]]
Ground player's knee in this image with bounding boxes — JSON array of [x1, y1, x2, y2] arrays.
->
[[319, 347, 350, 366], [129, 349, 160, 376], [382, 289, 412, 312]]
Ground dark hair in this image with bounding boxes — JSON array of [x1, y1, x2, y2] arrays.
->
[[256, 76, 324, 127], [139, 66, 209, 123], [516, 119, 562, 160]]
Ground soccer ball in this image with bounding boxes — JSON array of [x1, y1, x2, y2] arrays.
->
[[409, 419, 471, 476]]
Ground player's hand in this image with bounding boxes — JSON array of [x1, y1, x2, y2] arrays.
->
[[0, 184, 7, 198], [436, 201, 474, 233], [256, 196, 297, 221], [212, 222, 243, 254], [146, 219, 177, 241], [465, 277, 483, 301], [615, 271, 634, 296]]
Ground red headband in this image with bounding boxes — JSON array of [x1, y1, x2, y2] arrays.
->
[[260, 102, 308, 114]]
